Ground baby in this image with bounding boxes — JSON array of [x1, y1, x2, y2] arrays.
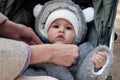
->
[[24, 0, 114, 80]]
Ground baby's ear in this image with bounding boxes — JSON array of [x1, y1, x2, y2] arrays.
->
[[82, 7, 94, 22], [33, 4, 43, 18]]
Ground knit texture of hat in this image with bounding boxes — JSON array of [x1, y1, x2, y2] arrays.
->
[[44, 9, 79, 39]]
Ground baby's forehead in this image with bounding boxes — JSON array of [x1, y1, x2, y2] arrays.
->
[[50, 18, 74, 27], [52, 18, 72, 24]]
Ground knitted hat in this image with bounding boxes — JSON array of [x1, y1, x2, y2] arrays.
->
[[44, 9, 79, 39]]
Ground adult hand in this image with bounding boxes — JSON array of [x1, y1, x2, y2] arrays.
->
[[50, 43, 79, 66], [0, 20, 42, 45], [30, 43, 79, 67]]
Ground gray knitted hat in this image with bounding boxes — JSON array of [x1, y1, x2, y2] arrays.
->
[[34, 0, 94, 44]]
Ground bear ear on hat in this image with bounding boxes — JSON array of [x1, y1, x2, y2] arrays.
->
[[33, 3, 94, 22], [33, 4, 43, 18], [82, 7, 94, 22]]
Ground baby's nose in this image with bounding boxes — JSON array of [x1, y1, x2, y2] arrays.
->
[[59, 27, 65, 33]]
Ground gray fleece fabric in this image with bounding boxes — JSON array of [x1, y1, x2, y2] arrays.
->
[[24, 42, 114, 80]]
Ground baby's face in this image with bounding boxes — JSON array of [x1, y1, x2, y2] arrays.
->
[[47, 18, 75, 44]]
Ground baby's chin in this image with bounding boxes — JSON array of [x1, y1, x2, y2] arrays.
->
[[53, 41, 71, 44]]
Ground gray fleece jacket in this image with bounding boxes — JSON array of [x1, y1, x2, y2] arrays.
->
[[24, 42, 114, 80]]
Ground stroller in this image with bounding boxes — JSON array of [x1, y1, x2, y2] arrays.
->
[[0, 0, 119, 80]]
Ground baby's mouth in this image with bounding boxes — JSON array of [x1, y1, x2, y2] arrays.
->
[[56, 35, 65, 40]]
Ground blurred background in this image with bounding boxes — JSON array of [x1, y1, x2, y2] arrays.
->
[[112, 0, 120, 80]]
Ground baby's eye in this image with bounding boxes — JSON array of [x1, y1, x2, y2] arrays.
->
[[66, 26, 72, 30], [53, 25, 59, 28]]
